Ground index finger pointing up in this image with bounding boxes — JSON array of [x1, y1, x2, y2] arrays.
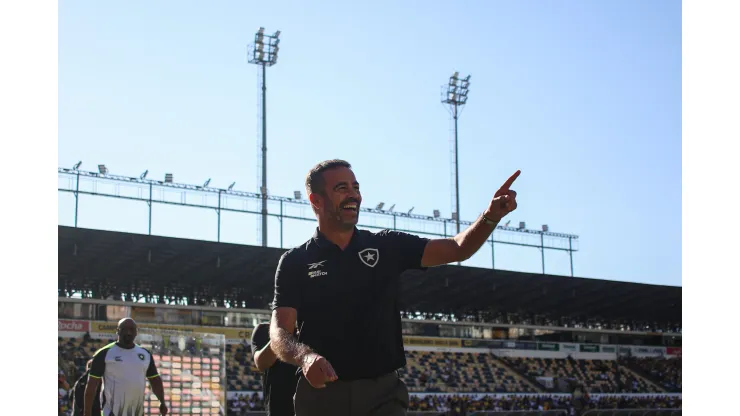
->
[[500, 170, 521, 190]]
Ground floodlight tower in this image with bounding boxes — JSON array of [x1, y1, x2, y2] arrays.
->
[[248, 27, 280, 247], [441, 72, 470, 235]]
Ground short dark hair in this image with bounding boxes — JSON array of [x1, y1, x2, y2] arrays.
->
[[305, 159, 351, 196]]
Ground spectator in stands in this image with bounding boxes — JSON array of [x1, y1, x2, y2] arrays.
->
[[58, 370, 72, 415], [71, 360, 100, 416], [270, 160, 520, 416], [59, 370, 70, 396], [571, 384, 588, 416], [251, 322, 298, 416], [84, 318, 168, 416]]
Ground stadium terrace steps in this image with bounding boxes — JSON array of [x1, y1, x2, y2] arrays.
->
[[627, 357, 681, 393], [489, 354, 546, 393], [618, 365, 667, 393]]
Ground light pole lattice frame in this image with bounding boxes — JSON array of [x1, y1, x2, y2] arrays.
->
[[248, 27, 281, 247], [441, 71, 471, 236]]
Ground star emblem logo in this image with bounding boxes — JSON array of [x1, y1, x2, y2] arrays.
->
[[358, 248, 380, 268]]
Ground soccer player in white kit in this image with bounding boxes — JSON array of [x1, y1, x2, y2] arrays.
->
[[84, 318, 168, 416]]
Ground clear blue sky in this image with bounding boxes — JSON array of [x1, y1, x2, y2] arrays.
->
[[58, 0, 681, 286]]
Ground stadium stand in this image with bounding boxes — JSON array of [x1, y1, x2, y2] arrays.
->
[[60, 333, 675, 397], [499, 357, 666, 394], [58, 226, 681, 330], [622, 357, 682, 392], [229, 392, 265, 414], [59, 335, 106, 380], [226, 342, 263, 392], [503, 357, 618, 393], [58, 367, 71, 415], [407, 394, 682, 413], [57, 227, 682, 415], [401, 351, 538, 393], [59, 335, 678, 410]]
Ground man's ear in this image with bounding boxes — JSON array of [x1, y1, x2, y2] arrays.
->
[[308, 192, 322, 211]]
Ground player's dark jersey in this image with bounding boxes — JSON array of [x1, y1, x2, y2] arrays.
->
[[89, 342, 160, 416], [251, 323, 298, 416], [72, 370, 101, 416]]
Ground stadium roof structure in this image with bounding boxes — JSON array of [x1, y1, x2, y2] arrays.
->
[[58, 226, 681, 323]]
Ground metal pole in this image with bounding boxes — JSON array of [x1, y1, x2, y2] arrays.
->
[[74, 172, 80, 227], [454, 104, 462, 267], [148, 183, 153, 235], [541, 232, 545, 274], [491, 235, 495, 269], [279, 200, 283, 249], [453, 103, 460, 236], [261, 63, 268, 247], [569, 237, 574, 277], [393, 215, 397, 231], [217, 190, 222, 243]]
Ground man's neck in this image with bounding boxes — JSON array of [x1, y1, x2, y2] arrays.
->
[[317, 221, 354, 250]]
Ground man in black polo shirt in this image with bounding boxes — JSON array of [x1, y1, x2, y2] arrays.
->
[[270, 159, 520, 416], [251, 322, 298, 416]]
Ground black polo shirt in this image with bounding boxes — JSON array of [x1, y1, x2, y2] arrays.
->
[[272, 227, 429, 381], [251, 323, 298, 416]]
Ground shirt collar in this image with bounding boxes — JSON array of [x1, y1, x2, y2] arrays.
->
[[312, 227, 362, 251]]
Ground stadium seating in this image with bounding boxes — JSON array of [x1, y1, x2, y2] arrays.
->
[[58, 336, 679, 416], [623, 357, 682, 392], [228, 392, 264, 414], [223, 345, 538, 395], [58, 336, 122, 416], [400, 350, 537, 393], [58, 336, 108, 383], [409, 394, 570, 413], [501, 357, 663, 394], [408, 395, 682, 413], [223, 343, 540, 395], [225, 342, 262, 392], [59, 336, 668, 396]]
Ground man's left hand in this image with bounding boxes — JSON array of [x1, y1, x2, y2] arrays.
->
[[159, 403, 168, 415], [484, 170, 520, 221]]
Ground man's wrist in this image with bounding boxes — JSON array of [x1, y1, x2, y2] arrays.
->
[[481, 212, 501, 225], [298, 350, 317, 367]]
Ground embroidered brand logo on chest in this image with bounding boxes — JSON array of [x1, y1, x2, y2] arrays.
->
[[307, 260, 328, 278]]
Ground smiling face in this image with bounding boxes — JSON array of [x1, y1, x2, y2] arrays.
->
[[306, 160, 361, 231]]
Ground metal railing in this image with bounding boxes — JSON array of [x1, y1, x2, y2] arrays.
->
[[58, 167, 580, 275]]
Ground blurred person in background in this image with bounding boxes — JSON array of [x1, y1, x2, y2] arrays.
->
[[252, 322, 299, 416], [72, 359, 100, 416]]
